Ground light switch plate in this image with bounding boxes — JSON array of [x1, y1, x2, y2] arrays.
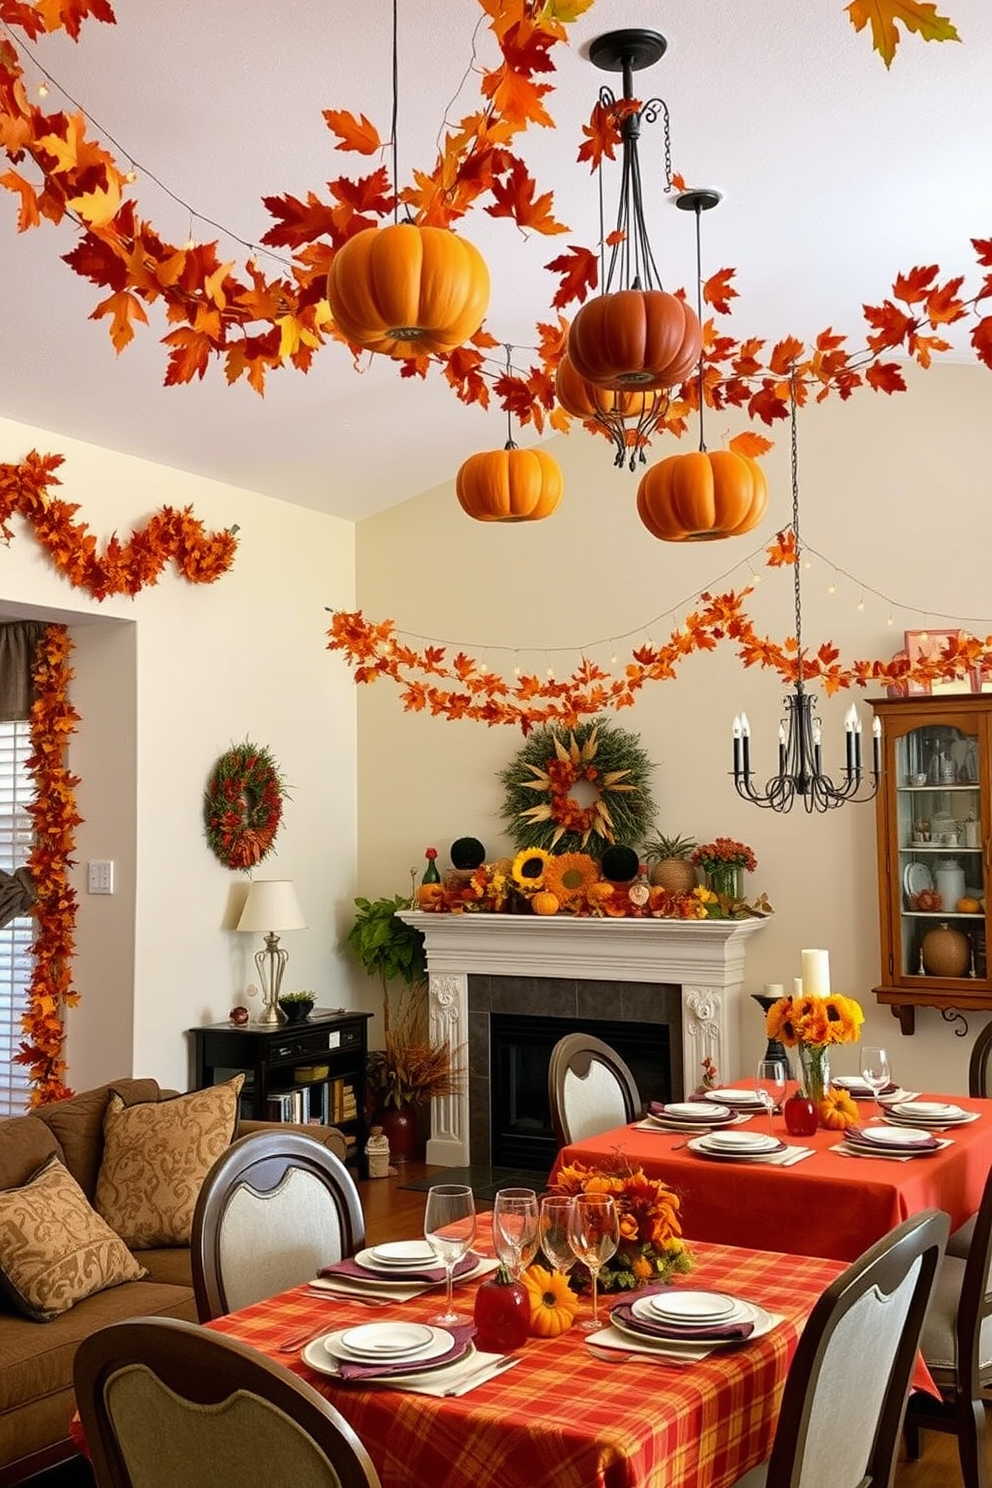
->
[[87, 860, 114, 894]]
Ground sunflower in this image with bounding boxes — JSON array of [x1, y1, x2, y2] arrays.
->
[[511, 847, 550, 890], [542, 852, 599, 908]]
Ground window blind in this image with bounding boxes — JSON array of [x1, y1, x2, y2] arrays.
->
[[0, 720, 34, 1114]]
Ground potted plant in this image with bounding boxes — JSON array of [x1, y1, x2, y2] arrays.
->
[[276, 990, 314, 1025], [642, 832, 698, 895], [346, 894, 461, 1161]]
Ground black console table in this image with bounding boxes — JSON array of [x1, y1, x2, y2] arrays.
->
[[189, 1008, 372, 1172]]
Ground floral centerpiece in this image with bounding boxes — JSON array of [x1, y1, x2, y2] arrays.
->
[[548, 1154, 692, 1293], [765, 991, 865, 1119], [691, 837, 757, 903]]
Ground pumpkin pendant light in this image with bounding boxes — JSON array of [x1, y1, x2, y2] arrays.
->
[[456, 345, 564, 522], [564, 31, 701, 402], [555, 353, 669, 471], [326, 222, 490, 360], [636, 189, 768, 542]]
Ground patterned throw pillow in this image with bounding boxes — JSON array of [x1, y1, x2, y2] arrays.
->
[[95, 1076, 244, 1248], [0, 1155, 146, 1321]]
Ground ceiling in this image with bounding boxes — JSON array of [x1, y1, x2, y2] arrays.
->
[[0, 1, 989, 521]]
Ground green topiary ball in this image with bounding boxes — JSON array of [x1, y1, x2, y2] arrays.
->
[[450, 836, 486, 870], [600, 844, 639, 883]]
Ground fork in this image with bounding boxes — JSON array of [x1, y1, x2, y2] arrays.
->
[[586, 1343, 692, 1369], [276, 1320, 338, 1353]]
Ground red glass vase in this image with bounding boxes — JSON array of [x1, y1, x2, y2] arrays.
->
[[783, 1090, 818, 1137]]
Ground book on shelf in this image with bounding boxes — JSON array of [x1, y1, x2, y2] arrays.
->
[[265, 1089, 304, 1123]]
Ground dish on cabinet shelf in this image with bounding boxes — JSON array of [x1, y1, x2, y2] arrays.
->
[[903, 862, 933, 900]]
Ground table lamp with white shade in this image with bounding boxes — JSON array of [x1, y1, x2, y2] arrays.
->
[[236, 879, 307, 1024]]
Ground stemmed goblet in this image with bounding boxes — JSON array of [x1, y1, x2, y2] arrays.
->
[[754, 1058, 787, 1135], [567, 1193, 619, 1331], [423, 1183, 476, 1325], [492, 1187, 540, 1280], [538, 1195, 576, 1277], [860, 1044, 891, 1117]]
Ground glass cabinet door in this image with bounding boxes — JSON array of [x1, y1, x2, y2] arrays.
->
[[894, 721, 983, 981]]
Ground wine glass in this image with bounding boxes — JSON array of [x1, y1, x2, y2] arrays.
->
[[860, 1044, 891, 1117], [567, 1193, 619, 1331], [538, 1195, 576, 1277], [755, 1058, 787, 1134], [492, 1188, 540, 1280], [423, 1183, 476, 1325]]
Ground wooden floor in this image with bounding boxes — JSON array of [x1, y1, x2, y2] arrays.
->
[[361, 1160, 983, 1488]]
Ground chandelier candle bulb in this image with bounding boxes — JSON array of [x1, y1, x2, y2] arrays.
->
[[778, 722, 787, 774], [740, 713, 751, 773], [801, 949, 830, 997], [733, 715, 743, 777]]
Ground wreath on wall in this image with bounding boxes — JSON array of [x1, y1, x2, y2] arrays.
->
[[499, 720, 655, 857], [204, 742, 287, 870]]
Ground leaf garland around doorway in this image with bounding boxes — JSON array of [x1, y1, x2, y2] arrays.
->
[[204, 742, 288, 870], [499, 718, 655, 857]]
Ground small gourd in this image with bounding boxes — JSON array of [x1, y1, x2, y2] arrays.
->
[[521, 1263, 580, 1338], [530, 891, 560, 916], [817, 1087, 859, 1130]]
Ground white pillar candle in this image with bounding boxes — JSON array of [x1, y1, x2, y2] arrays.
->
[[793, 977, 804, 996], [801, 948, 830, 997]]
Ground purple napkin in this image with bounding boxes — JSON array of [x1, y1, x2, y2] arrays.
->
[[846, 1126, 939, 1151], [839, 1080, 899, 1098], [318, 1252, 480, 1286], [332, 1322, 476, 1381], [609, 1291, 754, 1342]]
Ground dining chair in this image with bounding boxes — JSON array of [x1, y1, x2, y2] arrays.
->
[[190, 1128, 365, 1321], [547, 1032, 641, 1147], [728, 1208, 949, 1488], [904, 1161, 992, 1488], [74, 1315, 381, 1488], [944, 1017, 992, 1261]]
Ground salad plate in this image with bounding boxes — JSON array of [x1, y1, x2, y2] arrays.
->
[[645, 1290, 737, 1322], [609, 1300, 774, 1349], [326, 1324, 453, 1366], [368, 1241, 438, 1266], [304, 1336, 475, 1383]]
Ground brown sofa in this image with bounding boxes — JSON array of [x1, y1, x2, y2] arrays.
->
[[0, 1078, 347, 1486]]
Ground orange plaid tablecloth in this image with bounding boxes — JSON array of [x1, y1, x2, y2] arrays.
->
[[553, 1092, 992, 1261], [209, 1235, 845, 1488]]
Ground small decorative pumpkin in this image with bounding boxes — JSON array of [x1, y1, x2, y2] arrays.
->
[[416, 881, 445, 910], [637, 449, 769, 542], [522, 1264, 580, 1338], [326, 222, 490, 359], [566, 289, 701, 391], [957, 896, 982, 914], [456, 447, 563, 523], [817, 1087, 860, 1130], [530, 890, 560, 916]]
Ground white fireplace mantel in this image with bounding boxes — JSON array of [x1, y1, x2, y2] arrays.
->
[[398, 911, 769, 1166]]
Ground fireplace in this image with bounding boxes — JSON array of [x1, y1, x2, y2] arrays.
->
[[398, 910, 768, 1166], [487, 1006, 680, 1170]]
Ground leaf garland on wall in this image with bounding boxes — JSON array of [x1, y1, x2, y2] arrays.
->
[[17, 624, 81, 1105], [0, 1, 986, 454], [326, 534, 992, 730], [0, 451, 238, 599]]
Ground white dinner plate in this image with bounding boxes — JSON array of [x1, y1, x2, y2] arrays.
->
[[890, 1101, 962, 1120], [903, 861, 934, 900], [610, 1300, 775, 1350], [304, 1336, 475, 1383], [662, 1101, 733, 1121], [369, 1241, 438, 1266], [849, 1125, 935, 1147], [644, 1290, 738, 1322], [353, 1247, 447, 1276], [709, 1088, 765, 1107], [690, 1134, 786, 1161], [326, 1324, 453, 1366], [703, 1130, 780, 1152], [337, 1323, 435, 1357]]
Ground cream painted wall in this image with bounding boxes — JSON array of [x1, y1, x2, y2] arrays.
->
[[354, 361, 992, 1100], [0, 416, 368, 1096]]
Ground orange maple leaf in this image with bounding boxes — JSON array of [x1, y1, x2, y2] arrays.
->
[[91, 290, 148, 353], [865, 360, 908, 393], [703, 268, 737, 316], [972, 316, 992, 370], [925, 276, 966, 325], [766, 529, 798, 567], [545, 244, 597, 309], [576, 101, 622, 171], [0, 168, 40, 230], [846, 0, 960, 69], [322, 109, 382, 155], [486, 157, 567, 235], [728, 431, 773, 458]]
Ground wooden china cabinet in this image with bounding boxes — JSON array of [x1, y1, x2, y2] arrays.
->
[[873, 694, 992, 1033]]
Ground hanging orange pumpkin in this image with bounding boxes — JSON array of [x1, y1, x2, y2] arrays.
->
[[566, 289, 701, 391], [554, 354, 657, 421], [636, 449, 769, 542], [326, 223, 490, 359], [455, 447, 563, 523]]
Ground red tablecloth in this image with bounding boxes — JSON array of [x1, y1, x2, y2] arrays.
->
[[210, 1235, 845, 1488], [552, 1092, 992, 1261]]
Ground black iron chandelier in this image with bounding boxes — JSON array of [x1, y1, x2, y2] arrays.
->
[[732, 379, 882, 812]]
